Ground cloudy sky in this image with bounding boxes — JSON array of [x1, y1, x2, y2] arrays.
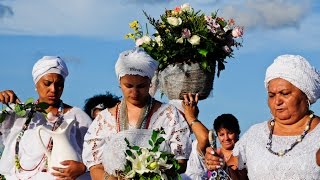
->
[[0, 0, 319, 134]]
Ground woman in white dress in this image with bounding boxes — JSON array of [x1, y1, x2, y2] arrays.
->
[[0, 56, 92, 179], [205, 54, 320, 179], [82, 48, 192, 179]]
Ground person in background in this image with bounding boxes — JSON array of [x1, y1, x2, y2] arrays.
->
[[205, 54, 320, 179], [82, 48, 192, 180], [83, 92, 120, 120], [213, 114, 240, 163], [0, 56, 92, 179]]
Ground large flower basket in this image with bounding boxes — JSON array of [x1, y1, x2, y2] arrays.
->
[[158, 62, 215, 100]]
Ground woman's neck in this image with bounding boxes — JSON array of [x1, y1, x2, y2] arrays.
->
[[273, 114, 311, 135], [221, 148, 233, 161]]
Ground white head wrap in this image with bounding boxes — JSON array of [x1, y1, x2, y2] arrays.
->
[[115, 48, 159, 80], [32, 56, 69, 84], [265, 54, 320, 104]]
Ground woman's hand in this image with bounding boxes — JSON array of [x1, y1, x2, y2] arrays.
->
[[52, 160, 86, 180], [0, 90, 20, 104], [205, 146, 225, 171], [182, 93, 199, 123]]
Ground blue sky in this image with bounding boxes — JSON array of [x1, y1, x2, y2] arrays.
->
[[0, 0, 319, 135]]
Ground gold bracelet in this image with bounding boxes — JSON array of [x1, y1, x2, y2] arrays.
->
[[189, 119, 200, 128]]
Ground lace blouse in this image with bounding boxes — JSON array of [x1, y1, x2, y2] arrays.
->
[[82, 103, 192, 172], [0, 107, 92, 179], [233, 121, 320, 180]]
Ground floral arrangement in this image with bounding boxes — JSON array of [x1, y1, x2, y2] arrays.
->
[[121, 129, 181, 180], [125, 3, 243, 76]]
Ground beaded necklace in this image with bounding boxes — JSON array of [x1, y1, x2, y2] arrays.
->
[[116, 97, 154, 132], [266, 112, 314, 156], [14, 100, 64, 172]]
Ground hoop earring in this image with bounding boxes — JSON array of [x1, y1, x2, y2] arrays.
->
[[307, 100, 311, 110]]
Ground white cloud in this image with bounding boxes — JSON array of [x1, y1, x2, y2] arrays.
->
[[220, 0, 311, 29], [0, 0, 315, 40]]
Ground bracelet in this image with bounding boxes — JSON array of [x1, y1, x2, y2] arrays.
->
[[189, 119, 200, 128]]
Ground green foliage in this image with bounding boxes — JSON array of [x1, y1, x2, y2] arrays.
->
[[0, 98, 49, 123], [125, 3, 243, 77]]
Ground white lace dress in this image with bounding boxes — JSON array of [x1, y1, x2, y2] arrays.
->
[[82, 103, 192, 175], [233, 121, 320, 180], [0, 107, 92, 180]]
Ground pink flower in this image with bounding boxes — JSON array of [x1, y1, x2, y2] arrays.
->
[[232, 27, 244, 38], [181, 28, 191, 38]]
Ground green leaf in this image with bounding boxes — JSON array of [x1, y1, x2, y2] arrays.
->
[[151, 130, 159, 142], [16, 109, 26, 117], [132, 146, 140, 151], [25, 98, 34, 105], [148, 140, 153, 146], [0, 112, 7, 123], [198, 49, 208, 57], [37, 102, 49, 110], [126, 150, 133, 157]]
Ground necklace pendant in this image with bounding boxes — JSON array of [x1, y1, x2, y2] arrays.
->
[[278, 151, 284, 156]]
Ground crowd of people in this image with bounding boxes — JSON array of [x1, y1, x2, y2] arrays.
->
[[0, 49, 319, 180]]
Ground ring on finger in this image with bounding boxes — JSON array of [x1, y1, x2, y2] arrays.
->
[[59, 168, 64, 173]]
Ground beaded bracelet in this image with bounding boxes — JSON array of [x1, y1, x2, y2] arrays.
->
[[189, 119, 200, 128]]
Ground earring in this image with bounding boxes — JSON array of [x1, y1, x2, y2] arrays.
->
[[307, 99, 311, 110], [35, 88, 37, 92]]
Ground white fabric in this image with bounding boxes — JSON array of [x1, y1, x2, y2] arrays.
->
[[169, 99, 184, 113], [265, 54, 320, 104], [32, 56, 69, 84], [182, 140, 207, 180], [233, 121, 320, 180], [115, 48, 159, 80], [0, 107, 92, 179], [82, 103, 192, 173]]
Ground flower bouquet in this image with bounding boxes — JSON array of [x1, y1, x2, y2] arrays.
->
[[120, 129, 181, 180], [125, 3, 243, 100]]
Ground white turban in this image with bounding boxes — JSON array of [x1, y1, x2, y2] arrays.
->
[[265, 54, 320, 104], [32, 56, 69, 84], [115, 48, 159, 80]]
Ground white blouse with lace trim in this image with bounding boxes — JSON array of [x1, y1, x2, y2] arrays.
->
[[82, 103, 192, 171], [233, 121, 320, 180], [0, 107, 92, 179]]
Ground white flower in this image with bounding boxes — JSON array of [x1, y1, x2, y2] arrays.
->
[[125, 149, 151, 177], [155, 35, 163, 46], [176, 37, 184, 44], [188, 35, 200, 45], [167, 17, 182, 26], [180, 3, 192, 12], [135, 35, 151, 46]]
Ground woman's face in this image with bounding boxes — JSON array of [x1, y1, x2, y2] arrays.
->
[[36, 73, 64, 105], [120, 75, 151, 107], [267, 78, 308, 125], [217, 128, 238, 150]]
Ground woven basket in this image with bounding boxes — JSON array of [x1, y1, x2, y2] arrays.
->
[[158, 63, 215, 100]]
